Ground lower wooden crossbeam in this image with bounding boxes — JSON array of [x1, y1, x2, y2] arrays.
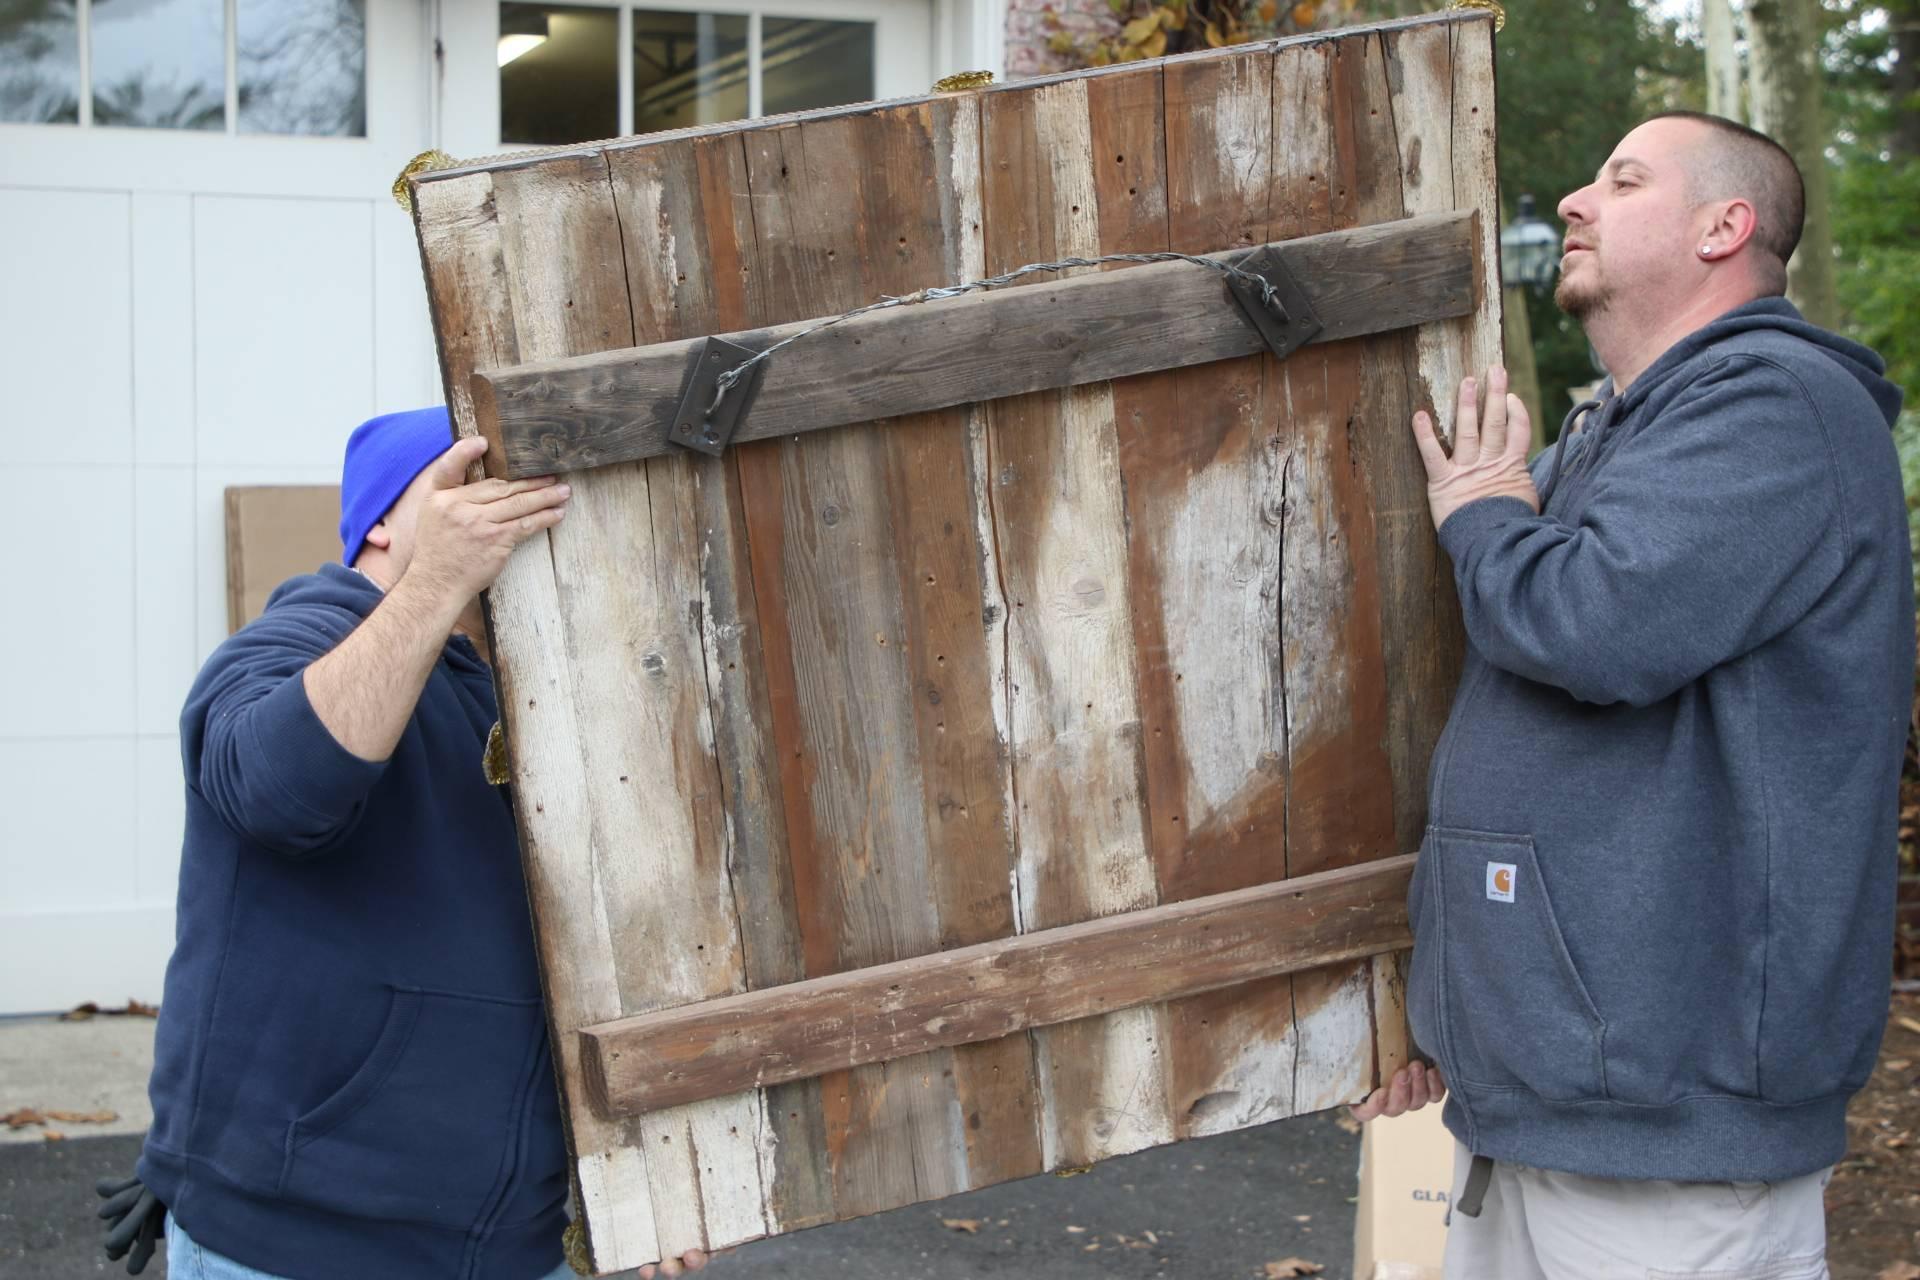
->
[[580, 854, 1415, 1118]]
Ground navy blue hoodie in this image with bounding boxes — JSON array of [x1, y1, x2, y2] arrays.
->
[[1408, 299, 1913, 1182], [139, 564, 568, 1280]]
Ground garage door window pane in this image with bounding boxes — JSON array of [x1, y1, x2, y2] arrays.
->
[[237, 0, 367, 136], [91, 0, 225, 130], [0, 0, 79, 124], [500, 2, 618, 146], [634, 10, 746, 134], [761, 17, 872, 116]]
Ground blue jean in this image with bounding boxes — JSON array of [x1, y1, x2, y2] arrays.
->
[[164, 1216, 577, 1280]]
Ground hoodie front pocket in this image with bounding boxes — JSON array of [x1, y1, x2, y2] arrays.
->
[[1432, 829, 1608, 1101], [279, 986, 545, 1228]]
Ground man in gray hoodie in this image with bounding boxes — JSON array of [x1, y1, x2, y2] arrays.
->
[[1350, 112, 1913, 1276]]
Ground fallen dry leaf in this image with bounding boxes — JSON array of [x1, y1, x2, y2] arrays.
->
[[1064, 1224, 1086, 1234], [1897, 1016, 1920, 1037], [941, 1218, 980, 1235], [43, 1130, 65, 1142], [59, 999, 157, 1022], [1265, 1260, 1325, 1278], [3, 1108, 45, 1129], [1873, 1263, 1920, 1280], [45, 1110, 117, 1125], [1335, 1112, 1362, 1135]]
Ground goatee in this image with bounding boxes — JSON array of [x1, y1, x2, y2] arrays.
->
[[1555, 275, 1607, 321]]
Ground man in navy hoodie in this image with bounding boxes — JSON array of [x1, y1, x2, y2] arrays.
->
[[1352, 113, 1912, 1275], [113, 412, 707, 1279]]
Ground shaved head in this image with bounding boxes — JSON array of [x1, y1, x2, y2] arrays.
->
[[1647, 110, 1804, 292]]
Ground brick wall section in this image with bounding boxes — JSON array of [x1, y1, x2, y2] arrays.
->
[[1003, 0, 1120, 78]]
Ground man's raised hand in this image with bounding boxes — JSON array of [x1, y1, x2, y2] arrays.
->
[[406, 436, 571, 602], [1411, 366, 1540, 530]]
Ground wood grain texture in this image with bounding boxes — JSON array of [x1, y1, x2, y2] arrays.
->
[[472, 213, 1476, 479], [582, 855, 1416, 1115], [978, 72, 1175, 1171], [1122, 50, 1310, 1142], [729, 95, 1040, 1222], [411, 169, 663, 1272], [405, 15, 1496, 1267], [494, 151, 774, 1261], [605, 131, 835, 1236], [1275, 33, 1406, 1114]]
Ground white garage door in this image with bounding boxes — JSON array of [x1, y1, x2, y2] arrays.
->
[[0, 0, 439, 1013], [0, 0, 941, 1013]]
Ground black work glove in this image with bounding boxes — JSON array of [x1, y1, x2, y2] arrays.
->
[[95, 1174, 165, 1275]]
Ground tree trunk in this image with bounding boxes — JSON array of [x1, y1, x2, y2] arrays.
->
[[1892, 0, 1920, 162], [1502, 285, 1547, 455], [1747, 0, 1839, 328], [1704, 0, 1743, 121]]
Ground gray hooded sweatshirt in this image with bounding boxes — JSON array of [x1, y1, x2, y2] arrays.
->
[[1407, 297, 1913, 1183]]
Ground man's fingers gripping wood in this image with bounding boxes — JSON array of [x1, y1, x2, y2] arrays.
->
[[1412, 410, 1451, 479], [426, 436, 489, 489], [485, 483, 572, 526], [1451, 374, 1480, 465]]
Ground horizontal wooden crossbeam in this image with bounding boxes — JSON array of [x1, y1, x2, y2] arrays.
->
[[472, 210, 1477, 479], [578, 853, 1414, 1118]]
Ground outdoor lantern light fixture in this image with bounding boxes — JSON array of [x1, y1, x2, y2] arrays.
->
[[1501, 192, 1560, 293]]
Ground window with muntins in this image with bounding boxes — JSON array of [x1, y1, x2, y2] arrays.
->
[[500, 2, 876, 147], [0, 0, 366, 135]]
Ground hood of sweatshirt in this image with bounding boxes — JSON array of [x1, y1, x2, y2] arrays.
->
[[1613, 296, 1903, 428], [1543, 298, 1903, 504]]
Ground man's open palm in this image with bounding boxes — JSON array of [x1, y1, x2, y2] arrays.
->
[[1412, 366, 1541, 530]]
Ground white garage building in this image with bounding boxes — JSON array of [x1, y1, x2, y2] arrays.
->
[[0, 0, 1006, 1012]]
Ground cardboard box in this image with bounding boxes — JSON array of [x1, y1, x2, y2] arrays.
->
[[1353, 1103, 1455, 1280], [224, 486, 341, 633]]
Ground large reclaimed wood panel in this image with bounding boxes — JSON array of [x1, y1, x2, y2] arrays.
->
[[410, 13, 1493, 1271]]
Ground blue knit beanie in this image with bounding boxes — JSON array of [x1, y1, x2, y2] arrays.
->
[[339, 407, 455, 566]]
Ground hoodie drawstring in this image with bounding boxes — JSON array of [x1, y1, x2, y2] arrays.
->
[[1539, 397, 1603, 509]]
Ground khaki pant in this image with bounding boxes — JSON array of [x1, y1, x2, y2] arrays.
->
[[1442, 1142, 1832, 1280]]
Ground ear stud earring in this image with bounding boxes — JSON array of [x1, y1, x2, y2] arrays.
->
[[1700, 245, 1713, 256]]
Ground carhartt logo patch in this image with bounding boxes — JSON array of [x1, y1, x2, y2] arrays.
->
[[1486, 862, 1517, 903]]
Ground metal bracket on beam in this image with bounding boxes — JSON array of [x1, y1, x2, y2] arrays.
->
[[669, 336, 766, 457], [1226, 246, 1323, 361]]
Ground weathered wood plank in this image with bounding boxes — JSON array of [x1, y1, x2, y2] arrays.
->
[[604, 131, 834, 1238], [979, 73, 1175, 1171], [1280, 32, 1406, 1114], [883, 92, 1048, 1195], [1129, 51, 1307, 1142], [1374, 17, 1496, 1076], [491, 151, 774, 1262], [410, 169, 663, 1272], [473, 212, 1478, 478], [583, 855, 1416, 1116], [731, 99, 1009, 1221]]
